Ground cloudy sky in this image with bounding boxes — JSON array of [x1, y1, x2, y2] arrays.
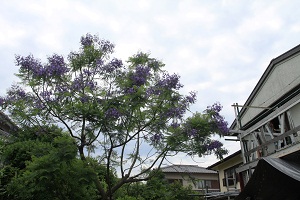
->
[[1, 0, 300, 167]]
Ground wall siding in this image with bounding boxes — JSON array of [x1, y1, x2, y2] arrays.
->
[[241, 53, 300, 126]]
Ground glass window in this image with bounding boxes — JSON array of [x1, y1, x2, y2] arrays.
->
[[224, 167, 237, 186], [197, 180, 212, 189]]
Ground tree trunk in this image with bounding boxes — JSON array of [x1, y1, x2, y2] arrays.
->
[[78, 145, 86, 161]]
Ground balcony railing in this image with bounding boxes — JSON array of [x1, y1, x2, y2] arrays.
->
[[242, 125, 300, 163]]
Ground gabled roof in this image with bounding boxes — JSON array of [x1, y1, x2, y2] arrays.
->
[[207, 150, 241, 169], [230, 44, 300, 131], [161, 164, 217, 174]]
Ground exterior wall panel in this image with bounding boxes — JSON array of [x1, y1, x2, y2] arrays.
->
[[290, 102, 300, 127], [210, 154, 242, 192], [162, 171, 219, 192], [240, 53, 300, 126]]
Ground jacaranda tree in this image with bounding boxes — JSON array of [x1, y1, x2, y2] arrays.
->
[[0, 33, 229, 200]]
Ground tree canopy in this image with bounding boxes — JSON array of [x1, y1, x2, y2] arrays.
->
[[0, 126, 100, 200], [0, 33, 229, 199]]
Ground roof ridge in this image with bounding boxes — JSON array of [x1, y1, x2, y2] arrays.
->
[[166, 164, 200, 167], [161, 164, 217, 174]]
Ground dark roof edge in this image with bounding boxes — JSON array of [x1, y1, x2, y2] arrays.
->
[[0, 111, 18, 136], [0, 111, 15, 127], [161, 164, 217, 173], [230, 44, 300, 129], [161, 164, 202, 169], [207, 150, 241, 169]]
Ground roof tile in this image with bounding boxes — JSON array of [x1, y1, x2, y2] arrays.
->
[[161, 165, 217, 174]]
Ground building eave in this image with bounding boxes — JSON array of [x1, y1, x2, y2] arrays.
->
[[207, 150, 242, 169]]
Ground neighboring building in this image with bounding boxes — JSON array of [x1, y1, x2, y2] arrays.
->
[[0, 111, 16, 168], [0, 111, 15, 136], [208, 150, 242, 193], [160, 164, 220, 193], [228, 44, 300, 199]]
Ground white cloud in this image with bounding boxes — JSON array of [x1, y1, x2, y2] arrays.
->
[[1, 0, 300, 168], [218, 78, 258, 94], [0, 17, 26, 47]]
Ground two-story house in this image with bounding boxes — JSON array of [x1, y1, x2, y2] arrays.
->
[[208, 150, 242, 193], [161, 164, 220, 193]]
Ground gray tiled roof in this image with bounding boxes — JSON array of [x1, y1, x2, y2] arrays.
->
[[161, 165, 217, 174]]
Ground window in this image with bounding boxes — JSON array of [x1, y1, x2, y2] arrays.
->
[[223, 166, 238, 187], [168, 179, 183, 185], [197, 180, 212, 189]]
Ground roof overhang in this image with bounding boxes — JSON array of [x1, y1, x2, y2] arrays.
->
[[235, 157, 300, 200]]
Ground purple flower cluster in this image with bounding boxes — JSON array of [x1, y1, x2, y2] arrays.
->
[[131, 66, 151, 86], [101, 58, 123, 73], [80, 33, 94, 47], [72, 77, 84, 90], [125, 87, 136, 94], [0, 86, 27, 108], [55, 84, 69, 93], [80, 34, 115, 54], [86, 81, 97, 90], [158, 73, 183, 90], [16, 55, 44, 76], [40, 91, 52, 101], [185, 91, 197, 104], [47, 54, 69, 77], [99, 39, 115, 54], [35, 100, 46, 109], [96, 58, 104, 66], [145, 87, 161, 97], [16, 54, 68, 78], [165, 106, 186, 119], [205, 140, 223, 151], [80, 95, 89, 103], [105, 108, 121, 119], [5, 86, 27, 102], [71, 75, 97, 91], [181, 122, 198, 137], [215, 118, 229, 135], [110, 58, 123, 68], [83, 69, 92, 76], [206, 102, 229, 135], [188, 128, 197, 137], [17, 90, 26, 98], [150, 133, 163, 143], [207, 102, 222, 113]]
